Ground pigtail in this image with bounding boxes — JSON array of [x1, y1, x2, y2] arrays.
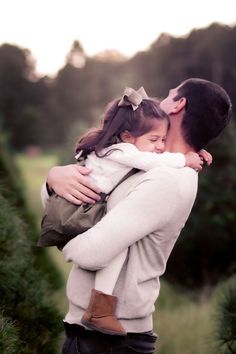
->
[[75, 99, 131, 157]]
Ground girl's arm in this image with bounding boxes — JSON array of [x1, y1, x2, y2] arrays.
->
[[198, 149, 213, 166], [106, 143, 204, 171], [106, 143, 186, 170], [185, 149, 213, 172]]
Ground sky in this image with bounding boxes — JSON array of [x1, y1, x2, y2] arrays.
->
[[0, 0, 236, 77]]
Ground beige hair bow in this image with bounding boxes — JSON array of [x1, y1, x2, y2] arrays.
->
[[118, 86, 148, 111]]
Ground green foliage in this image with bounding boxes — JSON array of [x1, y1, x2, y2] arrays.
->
[[0, 44, 50, 148], [0, 135, 63, 290], [0, 190, 63, 353], [0, 139, 64, 353], [130, 23, 236, 111], [214, 276, 236, 354], [0, 134, 26, 209], [154, 281, 214, 354], [47, 58, 126, 147], [0, 315, 20, 354], [165, 122, 236, 288]]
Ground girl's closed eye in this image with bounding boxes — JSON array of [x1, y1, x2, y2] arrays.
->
[[162, 137, 167, 143]]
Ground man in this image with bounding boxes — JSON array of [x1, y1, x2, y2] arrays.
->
[[42, 78, 232, 354]]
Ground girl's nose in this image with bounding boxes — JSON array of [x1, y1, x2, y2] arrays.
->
[[155, 142, 165, 153]]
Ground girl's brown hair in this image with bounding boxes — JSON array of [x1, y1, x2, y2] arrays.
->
[[76, 97, 169, 158]]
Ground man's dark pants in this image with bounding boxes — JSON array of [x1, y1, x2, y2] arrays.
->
[[62, 322, 157, 354]]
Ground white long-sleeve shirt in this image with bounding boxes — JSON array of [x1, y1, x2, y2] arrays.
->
[[83, 143, 185, 193]]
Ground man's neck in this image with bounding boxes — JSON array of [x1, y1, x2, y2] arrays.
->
[[165, 119, 196, 154]]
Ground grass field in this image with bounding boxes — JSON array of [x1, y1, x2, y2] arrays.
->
[[15, 152, 219, 354]]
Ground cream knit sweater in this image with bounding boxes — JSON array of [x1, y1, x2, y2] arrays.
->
[[41, 166, 198, 333]]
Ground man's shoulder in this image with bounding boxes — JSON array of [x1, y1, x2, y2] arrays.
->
[[141, 166, 198, 195], [142, 165, 196, 180], [120, 166, 197, 187], [108, 166, 198, 210]]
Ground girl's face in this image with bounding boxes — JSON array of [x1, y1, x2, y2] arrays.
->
[[123, 119, 169, 153]]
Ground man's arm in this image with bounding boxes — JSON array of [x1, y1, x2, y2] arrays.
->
[[63, 170, 178, 270], [46, 164, 101, 205]]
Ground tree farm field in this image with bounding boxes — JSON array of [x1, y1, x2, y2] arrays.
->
[[15, 151, 218, 354], [15, 151, 71, 313]]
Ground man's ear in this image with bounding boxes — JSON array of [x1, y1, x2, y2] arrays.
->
[[120, 130, 135, 143], [172, 97, 187, 114]]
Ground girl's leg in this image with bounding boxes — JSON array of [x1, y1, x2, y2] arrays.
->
[[94, 249, 128, 294], [81, 250, 128, 335]]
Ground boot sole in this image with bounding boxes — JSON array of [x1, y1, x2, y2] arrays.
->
[[81, 319, 127, 336]]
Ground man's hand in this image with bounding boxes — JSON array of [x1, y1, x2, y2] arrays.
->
[[47, 164, 101, 205]]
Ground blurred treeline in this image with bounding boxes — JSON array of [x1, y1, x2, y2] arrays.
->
[[1, 22, 236, 289], [1, 23, 236, 150]]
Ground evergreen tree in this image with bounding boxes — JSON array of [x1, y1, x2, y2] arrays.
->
[[214, 276, 236, 354], [0, 135, 63, 353], [165, 121, 236, 288]]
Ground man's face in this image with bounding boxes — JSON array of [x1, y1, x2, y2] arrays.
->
[[160, 86, 180, 114]]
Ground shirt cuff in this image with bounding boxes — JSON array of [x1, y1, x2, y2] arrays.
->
[[46, 182, 53, 196]]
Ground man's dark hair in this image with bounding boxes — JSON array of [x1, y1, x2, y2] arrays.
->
[[174, 78, 232, 151]]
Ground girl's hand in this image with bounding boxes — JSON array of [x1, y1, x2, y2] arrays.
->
[[47, 164, 101, 205], [198, 149, 213, 166], [185, 152, 204, 172]]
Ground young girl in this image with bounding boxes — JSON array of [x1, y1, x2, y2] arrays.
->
[[39, 87, 209, 336]]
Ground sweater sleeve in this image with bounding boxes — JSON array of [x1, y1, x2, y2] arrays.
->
[[105, 144, 185, 170], [62, 170, 179, 270]]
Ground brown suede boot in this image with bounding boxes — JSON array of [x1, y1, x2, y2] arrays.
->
[[81, 289, 127, 336]]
